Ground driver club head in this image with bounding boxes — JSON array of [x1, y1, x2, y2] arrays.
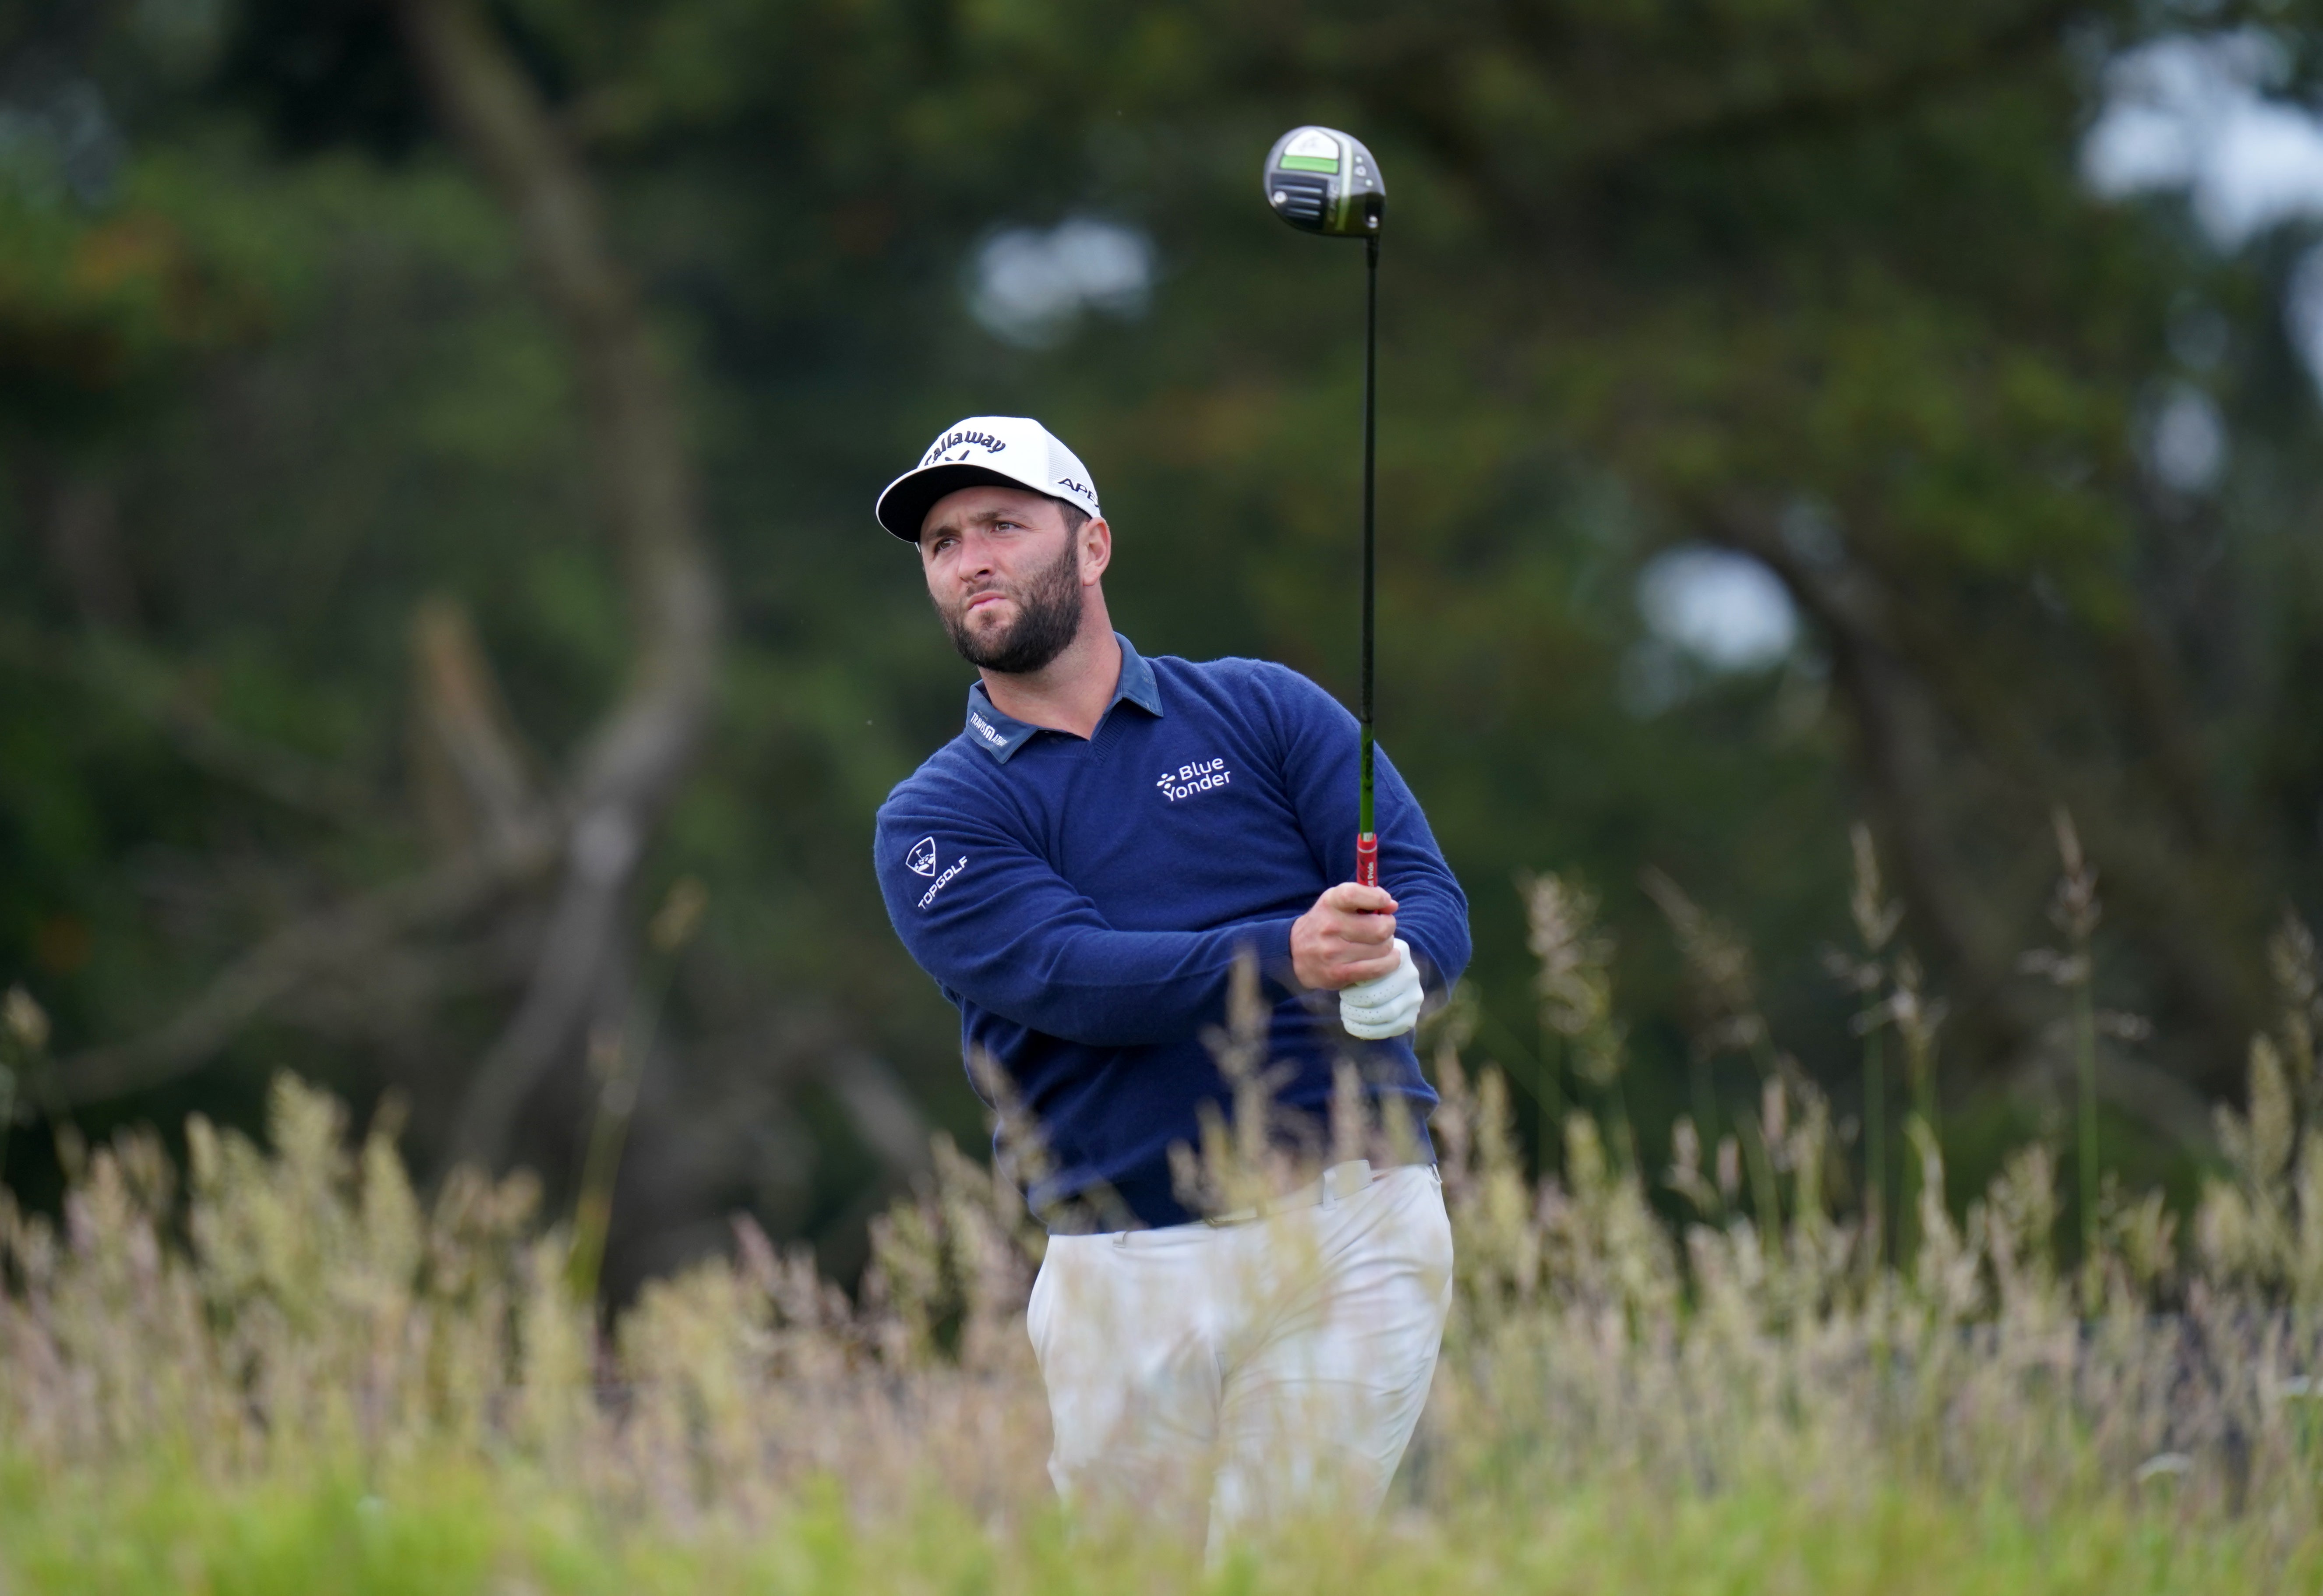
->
[[1263, 126, 1385, 239]]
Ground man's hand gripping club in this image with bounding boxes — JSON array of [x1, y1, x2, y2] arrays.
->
[[1292, 882, 1423, 1040]]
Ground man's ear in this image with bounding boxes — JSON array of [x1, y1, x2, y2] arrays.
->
[[1079, 517, 1112, 584]]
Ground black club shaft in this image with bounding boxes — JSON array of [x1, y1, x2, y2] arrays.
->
[[1359, 233, 1377, 859]]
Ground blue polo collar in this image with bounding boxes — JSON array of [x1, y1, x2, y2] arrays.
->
[[963, 633, 1163, 764]]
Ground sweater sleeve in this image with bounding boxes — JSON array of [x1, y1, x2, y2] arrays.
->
[[874, 788, 1298, 1047], [1259, 664, 1472, 994]]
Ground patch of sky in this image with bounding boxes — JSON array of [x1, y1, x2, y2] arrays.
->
[[2083, 29, 2322, 244], [967, 219, 1154, 349], [2081, 27, 2323, 401], [1622, 545, 1800, 717], [1637, 546, 1799, 671], [2145, 381, 2230, 492]]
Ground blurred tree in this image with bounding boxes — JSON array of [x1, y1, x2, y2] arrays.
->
[[4, 0, 2319, 1285]]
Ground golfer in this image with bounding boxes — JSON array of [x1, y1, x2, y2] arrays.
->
[[871, 416, 1469, 1548]]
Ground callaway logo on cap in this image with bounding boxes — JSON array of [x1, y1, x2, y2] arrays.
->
[[874, 415, 1102, 541]]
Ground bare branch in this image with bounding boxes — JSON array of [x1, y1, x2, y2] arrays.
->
[[696, 1009, 935, 1182], [408, 595, 543, 854], [1579, 1, 2087, 171], [396, 0, 719, 1169], [1691, 495, 2264, 1089], [821, 1047, 937, 1179], [1387, 0, 2088, 231], [56, 825, 559, 1105], [1684, 498, 2023, 1044], [0, 621, 385, 827]]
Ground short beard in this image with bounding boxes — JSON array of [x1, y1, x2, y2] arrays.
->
[[940, 537, 1086, 674]]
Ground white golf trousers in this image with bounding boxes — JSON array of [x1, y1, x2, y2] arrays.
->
[[1026, 1163, 1453, 1552]]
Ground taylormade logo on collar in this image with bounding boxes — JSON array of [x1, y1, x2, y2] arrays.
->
[[956, 636, 1163, 766], [969, 710, 1015, 752]]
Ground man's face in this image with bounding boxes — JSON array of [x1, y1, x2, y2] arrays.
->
[[918, 484, 1101, 674]]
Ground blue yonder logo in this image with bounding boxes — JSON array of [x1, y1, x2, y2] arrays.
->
[[1157, 758, 1231, 803]]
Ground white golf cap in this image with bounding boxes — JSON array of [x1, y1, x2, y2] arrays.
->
[[874, 415, 1102, 541]]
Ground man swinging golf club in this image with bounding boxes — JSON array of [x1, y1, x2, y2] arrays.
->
[[872, 128, 1462, 1550]]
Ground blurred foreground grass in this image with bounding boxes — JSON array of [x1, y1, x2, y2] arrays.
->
[[4, 1457, 2310, 1595], [7, 863, 2323, 1590]]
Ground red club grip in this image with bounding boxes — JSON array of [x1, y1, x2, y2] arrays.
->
[[1355, 832, 1379, 888]]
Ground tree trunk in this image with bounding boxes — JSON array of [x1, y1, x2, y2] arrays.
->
[[397, 0, 720, 1168]]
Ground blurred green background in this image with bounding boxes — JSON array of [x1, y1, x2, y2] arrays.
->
[[4, 0, 2319, 1292]]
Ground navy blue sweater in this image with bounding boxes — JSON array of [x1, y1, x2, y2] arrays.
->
[[873, 635, 1470, 1230]]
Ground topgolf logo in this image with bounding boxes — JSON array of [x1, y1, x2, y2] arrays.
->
[[905, 836, 939, 877], [917, 855, 967, 910], [1156, 757, 1231, 803]]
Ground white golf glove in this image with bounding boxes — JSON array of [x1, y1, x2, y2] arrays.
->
[[1339, 938, 1423, 1039]]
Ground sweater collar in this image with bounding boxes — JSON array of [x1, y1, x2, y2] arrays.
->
[[962, 632, 1162, 764]]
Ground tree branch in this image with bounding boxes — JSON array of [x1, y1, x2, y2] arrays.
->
[[0, 621, 386, 828], [1692, 496, 2264, 1093], [396, 0, 719, 1169], [695, 1009, 936, 1182], [1578, 0, 2088, 171], [56, 825, 559, 1105], [408, 594, 544, 855], [1686, 498, 2041, 1066], [1379, 0, 2090, 230]]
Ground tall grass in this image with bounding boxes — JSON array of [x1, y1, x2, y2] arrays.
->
[[6, 852, 2323, 1589]]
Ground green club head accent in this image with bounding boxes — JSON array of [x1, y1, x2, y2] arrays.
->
[[1263, 126, 1386, 239]]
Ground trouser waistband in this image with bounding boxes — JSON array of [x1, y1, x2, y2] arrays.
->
[[1090, 1159, 1442, 1247], [1201, 1157, 1379, 1226]]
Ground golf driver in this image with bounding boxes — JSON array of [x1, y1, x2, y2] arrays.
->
[[1264, 125, 1386, 887]]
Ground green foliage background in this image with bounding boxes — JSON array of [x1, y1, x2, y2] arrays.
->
[[3, 0, 2319, 1283]]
